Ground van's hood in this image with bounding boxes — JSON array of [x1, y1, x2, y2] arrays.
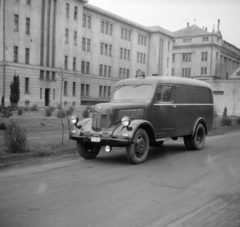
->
[[92, 101, 149, 131]]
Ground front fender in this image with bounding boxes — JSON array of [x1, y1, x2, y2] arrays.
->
[[113, 119, 156, 141], [192, 117, 207, 136]]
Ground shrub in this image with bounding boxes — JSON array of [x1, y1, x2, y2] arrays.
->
[[45, 107, 52, 117], [17, 108, 23, 115], [0, 122, 7, 130], [57, 109, 67, 118], [24, 106, 29, 112], [48, 106, 56, 112], [3, 119, 28, 153], [221, 117, 232, 126], [67, 106, 74, 115], [30, 104, 38, 111], [237, 117, 240, 125]]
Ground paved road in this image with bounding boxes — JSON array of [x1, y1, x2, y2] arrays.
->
[[0, 131, 240, 227]]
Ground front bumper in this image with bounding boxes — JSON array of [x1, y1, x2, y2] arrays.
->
[[70, 135, 134, 147]]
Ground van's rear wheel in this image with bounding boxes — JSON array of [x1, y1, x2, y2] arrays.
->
[[184, 123, 205, 150], [126, 129, 149, 164], [77, 142, 101, 159]]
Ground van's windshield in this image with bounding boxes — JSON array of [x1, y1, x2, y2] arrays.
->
[[112, 84, 152, 101]]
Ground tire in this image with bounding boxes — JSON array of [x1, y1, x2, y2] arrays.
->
[[189, 123, 205, 150], [126, 129, 149, 164], [77, 142, 101, 159], [184, 136, 192, 150]]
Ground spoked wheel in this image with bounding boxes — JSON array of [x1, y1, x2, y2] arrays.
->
[[126, 129, 149, 164], [184, 123, 205, 150], [77, 142, 101, 159]]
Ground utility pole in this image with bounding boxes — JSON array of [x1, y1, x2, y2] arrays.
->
[[2, 0, 6, 106]]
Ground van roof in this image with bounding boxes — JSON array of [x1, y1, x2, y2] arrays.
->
[[115, 76, 213, 90]]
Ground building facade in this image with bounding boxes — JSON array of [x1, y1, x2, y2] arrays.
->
[[172, 22, 240, 80], [0, 0, 173, 108]]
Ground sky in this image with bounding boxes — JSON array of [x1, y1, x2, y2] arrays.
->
[[88, 0, 240, 49]]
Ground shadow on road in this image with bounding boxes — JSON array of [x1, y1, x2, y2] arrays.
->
[[92, 142, 192, 165]]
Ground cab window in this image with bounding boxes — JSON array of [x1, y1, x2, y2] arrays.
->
[[154, 85, 173, 102]]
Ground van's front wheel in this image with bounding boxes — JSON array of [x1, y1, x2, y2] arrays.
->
[[126, 129, 149, 164]]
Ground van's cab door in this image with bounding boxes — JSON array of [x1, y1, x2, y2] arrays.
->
[[152, 84, 176, 139]]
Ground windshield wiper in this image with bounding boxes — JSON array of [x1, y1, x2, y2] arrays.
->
[[114, 84, 125, 91], [132, 83, 145, 88]]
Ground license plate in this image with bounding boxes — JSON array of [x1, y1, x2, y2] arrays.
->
[[91, 137, 101, 142]]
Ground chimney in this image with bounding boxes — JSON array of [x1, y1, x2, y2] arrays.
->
[[187, 22, 189, 27], [218, 19, 220, 31], [205, 27, 207, 31]]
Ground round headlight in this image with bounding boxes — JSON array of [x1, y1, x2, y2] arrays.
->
[[71, 115, 78, 125], [121, 116, 131, 127]]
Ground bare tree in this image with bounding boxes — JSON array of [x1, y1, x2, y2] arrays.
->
[[56, 67, 67, 145]]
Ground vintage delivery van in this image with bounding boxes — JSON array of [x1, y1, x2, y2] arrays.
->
[[70, 76, 214, 164]]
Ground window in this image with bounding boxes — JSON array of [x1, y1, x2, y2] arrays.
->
[[101, 20, 113, 35], [66, 3, 69, 18], [14, 14, 19, 32], [99, 64, 103, 76], [73, 82, 76, 96], [182, 68, 191, 78], [203, 37, 209, 41], [155, 85, 173, 102], [87, 16, 91, 29], [86, 84, 89, 96], [172, 54, 175, 63], [25, 78, 29, 93], [74, 31, 77, 45], [119, 68, 122, 78], [53, 89, 55, 100], [14, 46, 18, 62], [81, 61, 85, 73], [82, 37, 86, 51], [40, 88, 42, 99], [100, 42, 104, 54], [172, 68, 174, 76], [105, 44, 108, 55], [64, 81, 67, 95], [201, 67, 207, 75], [26, 18, 30, 34], [108, 66, 111, 77], [65, 29, 69, 43], [87, 39, 91, 51], [74, 6, 78, 20], [26, 0, 31, 5], [108, 86, 111, 97], [86, 62, 90, 74], [121, 28, 131, 41], [25, 48, 30, 64], [110, 24, 113, 35], [46, 71, 50, 80], [120, 48, 123, 59], [202, 52, 208, 61], [127, 69, 129, 78], [82, 14, 86, 27], [105, 22, 109, 34], [109, 45, 112, 56], [104, 65, 107, 77], [52, 72, 55, 81], [65, 56, 68, 69], [40, 70, 44, 80], [99, 86, 102, 97], [81, 84, 84, 96], [183, 53, 191, 62], [73, 57, 76, 71]]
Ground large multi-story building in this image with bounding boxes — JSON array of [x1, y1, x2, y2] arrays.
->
[[172, 22, 240, 80], [0, 0, 173, 107]]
